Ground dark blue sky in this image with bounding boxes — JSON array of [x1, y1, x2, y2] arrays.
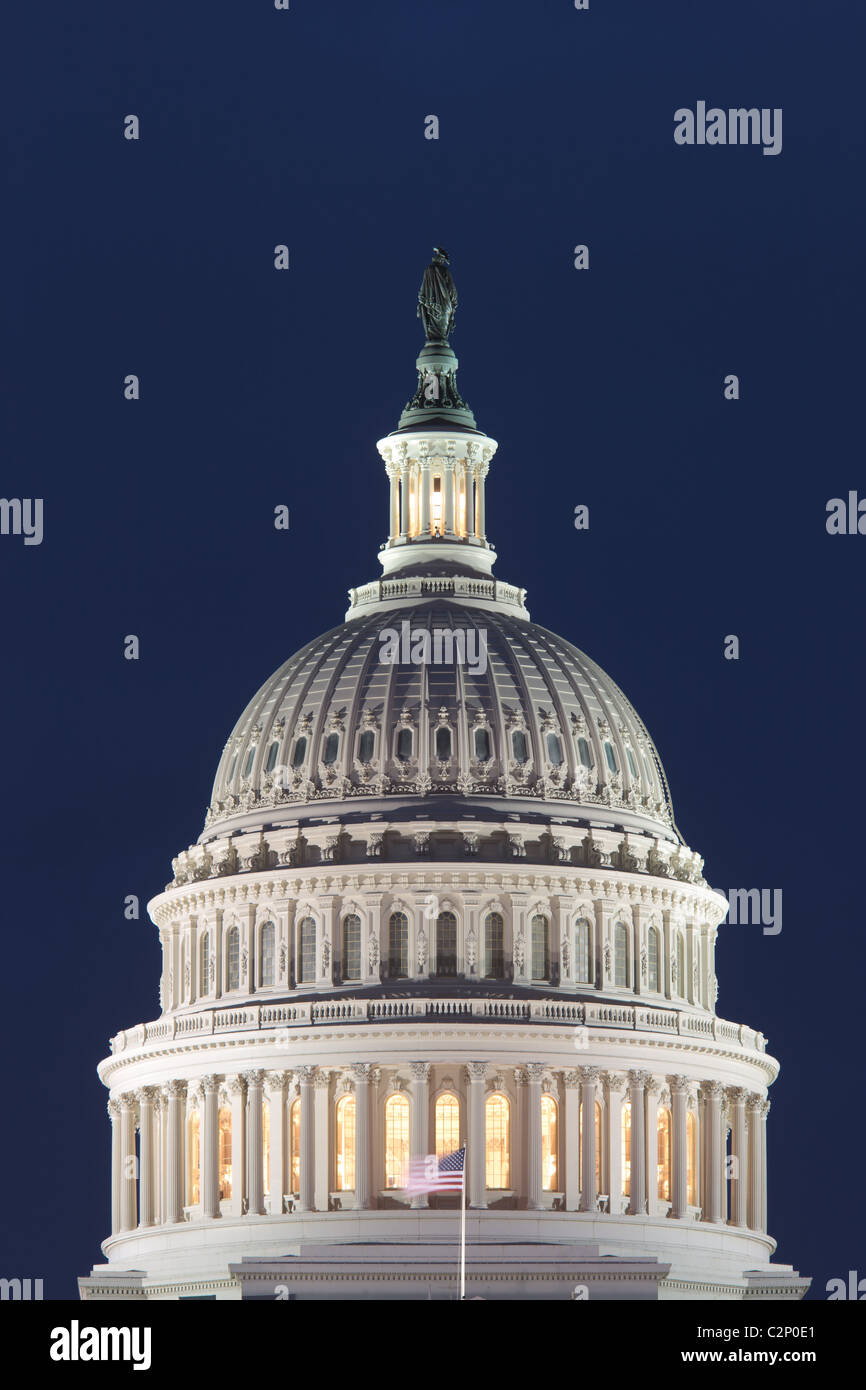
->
[[2, 1, 863, 1298]]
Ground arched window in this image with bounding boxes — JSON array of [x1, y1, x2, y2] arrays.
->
[[260, 922, 275, 987], [218, 1105, 232, 1201], [511, 729, 528, 764], [291, 736, 307, 769], [648, 927, 660, 993], [322, 732, 339, 765], [388, 911, 408, 978], [621, 1100, 632, 1197], [574, 917, 591, 984], [262, 1099, 270, 1197], [200, 929, 210, 994], [546, 733, 562, 765], [290, 1098, 300, 1194], [358, 729, 375, 763], [187, 1110, 200, 1206], [686, 1110, 697, 1206], [614, 922, 629, 988], [226, 925, 240, 991], [474, 727, 491, 761], [676, 933, 685, 996], [541, 1095, 558, 1191], [531, 914, 550, 981], [604, 741, 618, 774], [384, 1093, 410, 1189], [335, 1094, 356, 1191], [243, 746, 256, 779], [298, 917, 317, 984], [265, 740, 280, 773], [435, 1092, 460, 1158], [342, 914, 361, 981], [577, 736, 592, 768], [484, 912, 504, 978], [485, 1094, 510, 1189], [396, 727, 413, 761], [657, 1107, 671, 1201], [435, 726, 451, 761], [436, 911, 457, 976]]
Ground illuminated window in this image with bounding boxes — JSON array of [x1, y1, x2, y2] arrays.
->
[[657, 1107, 671, 1201], [614, 922, 629, 987], [262, 1099, 270, 1197], [187, 1110, 200, 1205], [265, 740, 280, 773], [484, 912, 504, 978], [485, 1094, 510, 1189], [291, 736, 307, 769], [574, 917, 591, 983], [342, 914, 361, 981], [388, 912, 409, 978], [336, 1094, 356, 1191], [299, 917, 316, 983], [243, 746, 255, 779], [604, 741, 618, 774], [322, 732, 339, 765], [546, 733, 562, 765], [511, 729, 528, 763], [686, 1110, 697, 1205], [260, 922, 275, 987], [621, 1100, 631, 1197], [474, 727, 491, 761], [435, 726, 451, 760], [396, 727, 413, 761], [436, 911, 457, 976], [435, 1092, 460, 1158], [531, 914, 550, 981], [358, 729, 374, 763], [541, 1094, 558, 1191], [200, 929, 210, 993], [676, 934, 685, 996], [218, 1105, 232, 1201], [384, 1093, 410, 1188], [290, 1098, 300, 1194], [577, 736, 593, 768], [648, 927, 660, 993], [226, 925, 240, 991]]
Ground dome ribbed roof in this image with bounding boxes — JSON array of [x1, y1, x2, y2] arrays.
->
[[203, 602, 676, 840]]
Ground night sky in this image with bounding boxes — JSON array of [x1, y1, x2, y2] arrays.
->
[[3, 1, 864, 1299]]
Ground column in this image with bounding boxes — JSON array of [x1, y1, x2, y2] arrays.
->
[[297, 1065, 315, 1213], [627, 1071, 649, 1215], [419, 458, 431, 534], [578, 1067, 600, 1212], [526, 1063, 544, 1210], [119, 1093, 137, 1232], [164, 1080, 184, 1223], [728, 1089, 748, 1227], [669, 1076, 688, 1219], [564, 1073, 581, 1212], [387, 465, 398, 540], [137, 1087, 156, 1227], [760, 1099, 770, 1234], [201, 1075, 220, 1219], [444, 460, 455, 535], [604, 1073, 626, 1212], [702, 1081, 723, 1223], [314, 1073, 330, 1213], [245, 1070, 265, 1216], [467, 1062, 488, 1208], [352, 1064, 371, 1210], [108, 1100, 121, 1237], [747, 1094, 763, 1231], [265, 1072, 287, 1216], [410, 1062, 431, 1209], [645, 1079, 660, 1213], [228, 1077, 245, 1217], [399, 462, 409, 537]]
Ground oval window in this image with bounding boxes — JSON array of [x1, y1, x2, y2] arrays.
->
[[474, 727, 491, 761]]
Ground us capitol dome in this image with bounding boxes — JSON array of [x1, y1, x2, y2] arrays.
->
[[80, 251, 809, 1301]]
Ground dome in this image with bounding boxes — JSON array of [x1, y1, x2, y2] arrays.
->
[[203, 601, 677, 843]]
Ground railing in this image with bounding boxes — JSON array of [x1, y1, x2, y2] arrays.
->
[[109, 998, 767, 1057], [347, 576, 527, 611]]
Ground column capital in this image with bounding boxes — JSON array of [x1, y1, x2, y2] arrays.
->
[[119, 1091, 137, 1110], [746, 1090, 764, 1113], [227, 1075, 246, 1097], [668, 1074, 690, 1094], [627, 1069, 652, 1088], [409, 1061, 431, 1082], [107, 1098, 120, 1120], [563, 1070, 581, 1089], [314, 1072, 330, 1090], [242, 1069, 265, 1089], [135, 1086, 157, 1106], [201, 1074, 218, 1095], [526, 1062, 545, 1082], [578, 1065, 601, 1086], [727, 1086, 748, 1105], [297, 1064, 316, 1084], [760, 1099, 771, 1119], [702, 1079, 725, 1101], [602, 1070, 627, 1093], [466, 1061, 488, 1083], [646, 1077, 662, 1098], [351, 1062, 372, 1082]]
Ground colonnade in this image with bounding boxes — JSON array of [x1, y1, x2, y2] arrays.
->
[[385, 456, 489, 542]]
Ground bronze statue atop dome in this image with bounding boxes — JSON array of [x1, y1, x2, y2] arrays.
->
[[417, 247, 458, 343]]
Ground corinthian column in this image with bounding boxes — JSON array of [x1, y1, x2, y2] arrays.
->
[[164, 1080, 185, 1223], [444, 459, 456, 535], [579, 1067, 600, 1211], [137, 1088, 156, 1227], [702, 1081, 724, 1224], [564, 1073, 581, 1212], [387, 464, 398, 540], [747, 1094, 762, 1231], [108, 1101, 121, 1237], [119, 1093, 137, 1232], [352, 1064, 372, 1210], [760, 1099, 770, 1233], [728, 1088, 748, 1227], [201, 1075, 220, 1219], [399, 462, 409, 538], [526, 1063, 544, 1210], [467, 1062, 488, 1208], [669, 1076, 689, 1219], [245, 1070, 265, 1216], [410, 1062, 431, 1209], [265, 1072, 288, 1216], [627, 1071, 650, 1215], [296, 1066, 316, 1213]]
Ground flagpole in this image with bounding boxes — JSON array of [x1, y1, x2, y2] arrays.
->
[[459, 1148, 466, 1300]]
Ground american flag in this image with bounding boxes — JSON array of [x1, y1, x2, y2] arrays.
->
[[405, 1147, 466, 1193]]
